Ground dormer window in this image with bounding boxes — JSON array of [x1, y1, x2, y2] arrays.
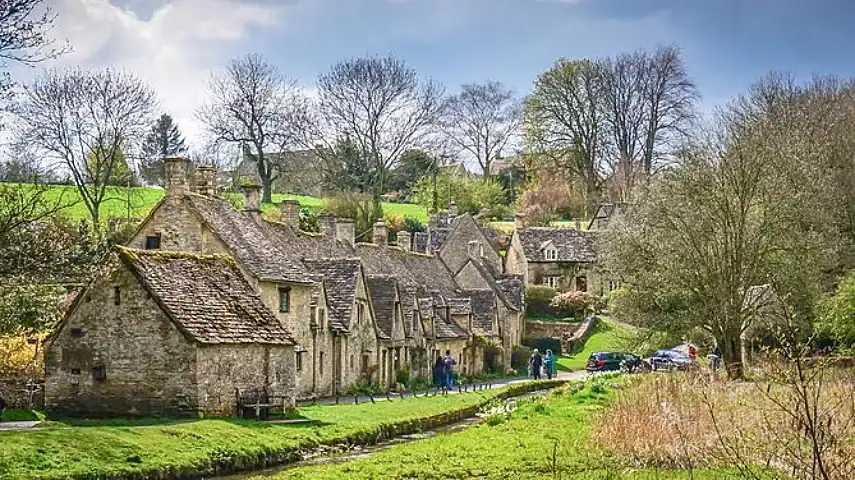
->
[[544, 246, 558, 261]]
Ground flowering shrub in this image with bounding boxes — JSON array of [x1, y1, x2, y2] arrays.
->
[[0, 329, 46, 378], [550, 291, 599, 319]]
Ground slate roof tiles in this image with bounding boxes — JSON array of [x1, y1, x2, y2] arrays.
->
[[517, 227, 597, 263]]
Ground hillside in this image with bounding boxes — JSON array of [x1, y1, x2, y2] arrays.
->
[[555, 318, 637, 371], [23, 184, 430, 223]]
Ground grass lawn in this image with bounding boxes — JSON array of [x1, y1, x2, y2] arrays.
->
[[273, 378, 738, 479], [555, 318, 636, 372], [17, 184, 429, 223], [0, 383, 543, 480]]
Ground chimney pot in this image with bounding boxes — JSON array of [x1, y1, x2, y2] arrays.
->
[[372, 219, 388, 246], [335, 218, 355, 246], [280, 199, 301, 229], [428, 208, 438, 230], [514, 212, 526, 230], [164, 157, 190, 197], [467, 240, 483, 259], [242, 184, 262, 214]]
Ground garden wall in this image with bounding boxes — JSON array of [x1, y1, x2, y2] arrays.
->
[[524, 320, 581, 341], [0, 377, 43, 409]]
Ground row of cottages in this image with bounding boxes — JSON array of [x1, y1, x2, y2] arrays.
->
[[505, 208, 622, 296], [44, 158, 523, 417]]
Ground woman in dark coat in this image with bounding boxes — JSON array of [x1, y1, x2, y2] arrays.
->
[[432, 356, 445, 388]]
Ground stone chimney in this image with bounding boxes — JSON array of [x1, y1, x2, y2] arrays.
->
[[193, 165, 218, 196], [448, 201, 458, 220], [319, 213, 336, 237], [372, 218, 388, 246], [335, 218, 355, 246], [514, 212, 526, 230], [242, 184, 262, 215], [280, 199, 301, 229], [428, 208, 438, 230], [397, 230, 412, 251], [164, 157, 190, 197], [467, 240, 483, 258]]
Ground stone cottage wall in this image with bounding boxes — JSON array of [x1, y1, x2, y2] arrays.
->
[[44, 264, 198, 417], [195, 343, 295, 416]]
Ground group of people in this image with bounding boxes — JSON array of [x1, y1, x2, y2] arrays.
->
[[528, 348, 555, 380], [432, 350, 457, 391], [690, 342, 723, 371]]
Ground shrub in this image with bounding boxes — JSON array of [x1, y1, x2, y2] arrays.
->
[[550, 291, 599, 319], [525, 285, 557, 317], [0, 329, 46, 378], [402, 216, 425, 233], [300, 208, 320, 233], [511, 345, 533, 370], [523, 337, 561, 354], [411, 175, 508, 215], [323, 193, 383, 243], [395, 365, 409, 386]]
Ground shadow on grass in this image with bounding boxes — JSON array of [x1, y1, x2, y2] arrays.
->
[[1, 408, 45, 422]]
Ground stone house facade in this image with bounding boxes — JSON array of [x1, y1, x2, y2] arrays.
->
[[44, 248, 296, 417], [506, 224, 605, 295]]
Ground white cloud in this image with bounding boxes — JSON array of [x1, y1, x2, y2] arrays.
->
[[36, 0, 299, 147]]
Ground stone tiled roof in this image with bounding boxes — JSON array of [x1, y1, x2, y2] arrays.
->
[[356, 243, 460, 298], [265, 221, 355, 260], [496, 276, 524, 311], [467, 289, 496, 333], [366, 275, 398, 339], [412, 232, 428, 254], [446, 297, 472, 315], [184, 194, 312, 284], [517, 227, 597, 263], [304, 259, 360, 332], [118, 248, 295, 345], [435, 315, 468, 339]]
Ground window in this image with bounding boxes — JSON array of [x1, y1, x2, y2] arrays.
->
[[113, 286, 121, 306], [319, 352, 325, 375], [543, 276, 560, 288], [144, 233, 161, 250], [70, 328, 83, 338], [92, 365, 106, 381], [544, 247, 558, 261], [575, 276, 588, 292], [279, 287, 291, 313], [296, 351, 303, 371], [71, 368, 81, 375]]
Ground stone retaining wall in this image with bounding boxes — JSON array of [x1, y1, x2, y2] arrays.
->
[[0, 378, 43, 409], [524, 320, 580, 341]]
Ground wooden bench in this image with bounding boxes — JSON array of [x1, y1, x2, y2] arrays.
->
[[235, 389, 289, 420]]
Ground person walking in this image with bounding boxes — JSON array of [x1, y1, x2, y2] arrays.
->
[[442, 350, 456, 391], [530, 349, 543, 380], [688, 343, 698, 362], [710, 345, 722, 371], [543, 349, 554, 380], [432, 355, 444, 389]]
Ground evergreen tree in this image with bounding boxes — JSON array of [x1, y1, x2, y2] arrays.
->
[[140, 114, 187, 185]]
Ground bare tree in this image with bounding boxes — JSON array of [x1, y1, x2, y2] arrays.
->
[[197, 53, 307, 203], [312, 54, 444, 197], [0, 0, 69, 107], [524, 58, 607, 216], [598, 45, 699, 197], [10, 68, 156, 229], [439, 81, 521, 177]]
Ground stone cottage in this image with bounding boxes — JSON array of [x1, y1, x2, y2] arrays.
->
[[505, 223, 602, 294], [44, 248, 296, 417]]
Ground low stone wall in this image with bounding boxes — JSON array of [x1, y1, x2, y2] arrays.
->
[[524, 320, 580, 341], [562, 316, 597, 354], [0, 377, 43, 409]]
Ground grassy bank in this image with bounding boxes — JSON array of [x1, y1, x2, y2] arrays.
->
[[19, 184, 429, 222], [555, 318, 636, 371], [0, 380, 562, 480], [274, 377, 737, 479]]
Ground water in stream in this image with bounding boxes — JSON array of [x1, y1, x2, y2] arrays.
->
[[214, 389, 552, 480]]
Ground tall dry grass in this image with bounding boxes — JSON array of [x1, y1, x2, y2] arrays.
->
[[593, 368, 855, 479]]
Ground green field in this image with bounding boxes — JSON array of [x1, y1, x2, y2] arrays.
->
[[555, 318, 636, 371], [0, 382, 552, 479], [274, 378, 736, 479], [24, 184, 429, 223]]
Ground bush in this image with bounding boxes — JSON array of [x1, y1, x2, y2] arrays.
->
[[323, 193, 383, 243], [411, 175, 508, 215], [550, 291, 599, 319], [403, 216, 425, 233], [511, 345, 533, 370], [525, 285, 557, 317], [0, 329, 46, 378], [395, 366, 409, 386]]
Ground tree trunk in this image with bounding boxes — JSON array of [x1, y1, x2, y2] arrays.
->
[[261, 175, 273, 204], [720, 332, 745, 380]]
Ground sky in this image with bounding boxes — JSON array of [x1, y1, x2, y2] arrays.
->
[[15, 0, 855, 149]]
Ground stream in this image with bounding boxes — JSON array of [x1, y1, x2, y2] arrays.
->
[[213, 389, 554, 480]]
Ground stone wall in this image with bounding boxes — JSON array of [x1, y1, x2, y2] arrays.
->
[[129, 196, 205, 253], [44, 262, 199, 416], [0, 378, 42, 409], [196, 343, 295, 416], [524, 320, 581, 341]]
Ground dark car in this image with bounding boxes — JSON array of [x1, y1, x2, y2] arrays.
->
[[586, 352, 648, 373], [619, 353, 651, 373], [649, 349, 694, 371]]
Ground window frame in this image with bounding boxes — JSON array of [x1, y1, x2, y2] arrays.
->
[[543, 247, 558, 261], [543, 276, 560, 288], [144, 233, 162, 250], [279, 286, 291, 313]]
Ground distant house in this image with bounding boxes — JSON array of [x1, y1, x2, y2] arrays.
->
[[44, 248, 297, 417], [438, 162, 471, 179], [506, 226, 603, 294]]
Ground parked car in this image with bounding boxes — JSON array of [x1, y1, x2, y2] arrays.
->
[[586, 352, 649, 373], [619, 353, 651, 373], [649, 349, 694, 371]]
